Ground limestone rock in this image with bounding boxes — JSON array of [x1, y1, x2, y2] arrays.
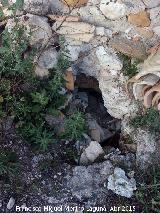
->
[[100, 1, 127, 20], [94, 46, 138, 119], [38, 47, 58, 69], [35, 65, 49, 77], [71, 5, 110, 28], [68, 161, 113, 200], [53, 21, 95, 35], [136, 27, 154, 39], [99, 74, 138, 119], [142, 0, 160, 8], [21, 14, 52, 47], [24, 0, 51, 15], [48, 14, 80, 22], [152, 26, 160, 37], [64, 68, 75, 91], [104, 148, 135, 169], [7, 197, 15, 210], [109, 35, 147, 60], [62, 0, 88, 7], [95, 46, 123, 71], [128, 11, 151, 27], [65, 38, 83, 46], [150, 7, 160, 37], [80, 141, 104, 165], [149, 6, 160, 22], [50, 0, 69, 14], [121, 0, 145, 14], [65, 33, 94, 43], [96, 27, 105, 36], [133, 129, 156, 170], [74, 47, 138, 119], [73, 51, 100, 78], [107, 167, 136, 198], [66, 45, 82, 61]]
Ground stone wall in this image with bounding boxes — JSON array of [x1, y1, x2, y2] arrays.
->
[[49, 0, 160, 119], [5, 0, 160, 169]]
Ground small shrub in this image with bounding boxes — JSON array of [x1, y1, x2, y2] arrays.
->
[[0, 0, 24, 18], [118, 53, 141, 78], [57, 36, 71, 71], [0, 0, 82, 151], [136, 167, 160, 213], [35, 129, 54, 152], [130, 108, 160, 134], [62, 111, 85, 140], [0, 4, 71, 147], [0, 24, 35, 80], [31, 90, 49, 107]]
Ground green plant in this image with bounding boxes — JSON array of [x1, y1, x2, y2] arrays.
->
[[118, 53, 141, 78], [35, 129, 54, 152], [56, 36, 71, 71], [136, 167, 160, 213], [0, 24, 34, 80], [62, 111, 85, 140], [0, 149, 20, 177], [0, 0, 24, 20], [31, 90, 49, 107], [18, 121, 54, 152], [0, 0, 78, 152], [130, 108, 160, 134]]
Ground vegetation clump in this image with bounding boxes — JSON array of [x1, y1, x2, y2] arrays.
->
[[62, 111, 85, 140], [130, 108, 160, 134], [136, 167, 160, 213], [118, 53, 141, 78], [0, 1, 85, 152]]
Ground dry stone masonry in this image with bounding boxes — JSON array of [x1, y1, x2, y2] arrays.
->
[[4, 0, 160, 170]]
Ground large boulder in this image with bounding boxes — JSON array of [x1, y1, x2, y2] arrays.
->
[[71, 5, 112, 28], [24, 0, 51, 15], [22, 14, 52, 47], [80, 141, 104, 165], [95, 46, 123, 71], [74, 46, 138, 119], [109, 35, 147, 60], [38, 47, 58, 69], [50, 0, 69, 14], [99, 73, 138, 119], [6, 14, 52, 48], [100, 0, 128, 20], [128, 11, 151, 27], [107, 167, 136, 198], [68, 161, 113, 200], [133, 129, 157, 170]]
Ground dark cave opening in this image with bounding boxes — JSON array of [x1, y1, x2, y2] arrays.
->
[[75, 74, 121, 149]]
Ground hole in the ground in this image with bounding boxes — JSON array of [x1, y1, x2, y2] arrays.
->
[[75, 74, 121, 148]]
